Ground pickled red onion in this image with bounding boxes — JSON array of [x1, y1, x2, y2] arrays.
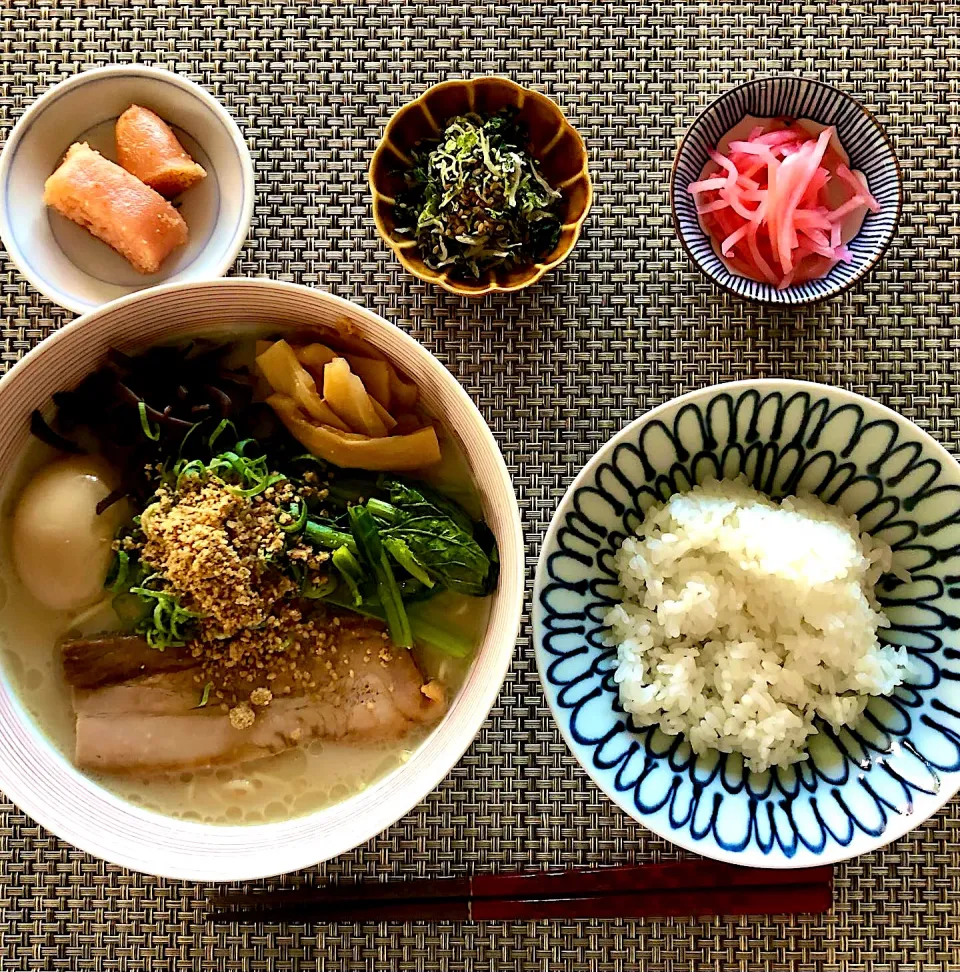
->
[[827, 195, 866, 222], [836, 163, 881, 212], [776, 128, 832, 274], [687, 118, 880, 289], [721, 224, 749, 257], [688, 177, 730, 193], [707, 148, 739, 189]]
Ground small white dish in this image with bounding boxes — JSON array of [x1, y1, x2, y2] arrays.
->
[[0, 65, 254, 314]]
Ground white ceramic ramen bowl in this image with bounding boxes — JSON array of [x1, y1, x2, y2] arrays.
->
[[0, 279, 523, 881], [0, 65, 254, 314]]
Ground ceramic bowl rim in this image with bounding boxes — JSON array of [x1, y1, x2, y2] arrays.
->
[[533, 377, 960, 867], [0, 64, 255, 314], [0, 278, 524, 880], [369, 75, 593, 297], [670, 76, 904, 308]]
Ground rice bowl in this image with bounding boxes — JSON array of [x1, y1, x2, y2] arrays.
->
[[535, 378, 960, 866]]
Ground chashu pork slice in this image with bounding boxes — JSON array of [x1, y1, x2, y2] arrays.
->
[[63, 634, 196, 689], [68, 616, 444, 774]]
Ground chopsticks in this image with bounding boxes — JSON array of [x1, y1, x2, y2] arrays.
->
[[209, 859, 833, 924]]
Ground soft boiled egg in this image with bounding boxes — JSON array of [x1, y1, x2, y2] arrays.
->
[[11, 456, 127, 612]]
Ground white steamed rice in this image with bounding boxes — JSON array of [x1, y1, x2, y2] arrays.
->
[[604, 479, 910, 772]]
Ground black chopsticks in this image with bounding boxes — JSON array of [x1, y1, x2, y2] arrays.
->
[[209, 860, 833, 924]]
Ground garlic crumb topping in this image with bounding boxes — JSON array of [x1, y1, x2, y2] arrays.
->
[[228, 702, 256, 730], [250, 687, 273, 707]]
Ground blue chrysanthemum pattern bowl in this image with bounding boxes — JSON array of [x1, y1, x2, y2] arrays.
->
[[533, 379, 960, 867], [672, 76, 902, 306]]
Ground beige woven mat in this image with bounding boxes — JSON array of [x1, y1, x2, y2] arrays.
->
[[1, 2, 959, 969]]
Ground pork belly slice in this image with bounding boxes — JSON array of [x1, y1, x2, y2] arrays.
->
[[62, 634, 197, 690], [70, 617, 444, 774]]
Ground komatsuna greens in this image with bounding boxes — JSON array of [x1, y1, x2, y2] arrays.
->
[[392, 108, 562, 279]]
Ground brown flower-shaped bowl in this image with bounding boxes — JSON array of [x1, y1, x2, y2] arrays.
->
[[370, 77, 592, 297]]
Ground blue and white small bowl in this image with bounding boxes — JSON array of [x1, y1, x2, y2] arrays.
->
[[0, 65, 254, 314], [671, 77, 902, 306], [534, 380, 960, 867]]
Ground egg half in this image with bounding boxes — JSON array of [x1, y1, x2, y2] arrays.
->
[[12, 457, 126, 612]]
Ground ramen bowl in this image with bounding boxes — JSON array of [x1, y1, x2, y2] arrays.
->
[[370, 76, 592, 297], [0, 278, 523, 881], [534, 379, 960, 867]]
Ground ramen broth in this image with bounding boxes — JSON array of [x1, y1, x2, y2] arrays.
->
[[0, 372, 491, 825]]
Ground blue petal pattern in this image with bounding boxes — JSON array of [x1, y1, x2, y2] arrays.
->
[[534, 382, 960, 865]]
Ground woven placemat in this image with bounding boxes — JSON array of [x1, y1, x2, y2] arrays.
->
[[2, 2, 960, 969]]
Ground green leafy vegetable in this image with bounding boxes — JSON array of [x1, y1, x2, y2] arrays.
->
[[101, 419, 495, 661], [348, 505, 412, 649], [138, 401, 161, 441], [128, 574, 200, 650], [369, 479, 495, 596], [207, 418, 236, 451], [305, 521, 358, 556], [473, 520, 500, 595], [392, 108, 562, 279], [194, 682, 213, 709], [106, 549, 133, 594], [165, 447, 285, 500], [332, 546, 366, 607], [383, 536, 435, 588], [278, 497, 309, 534], [322, 589, 472, 657], [396, 577, 439, 604], [381, 476, 475, 535]]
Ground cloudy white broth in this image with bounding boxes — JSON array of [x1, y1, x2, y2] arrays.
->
[[0, 333, 495, 824]]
